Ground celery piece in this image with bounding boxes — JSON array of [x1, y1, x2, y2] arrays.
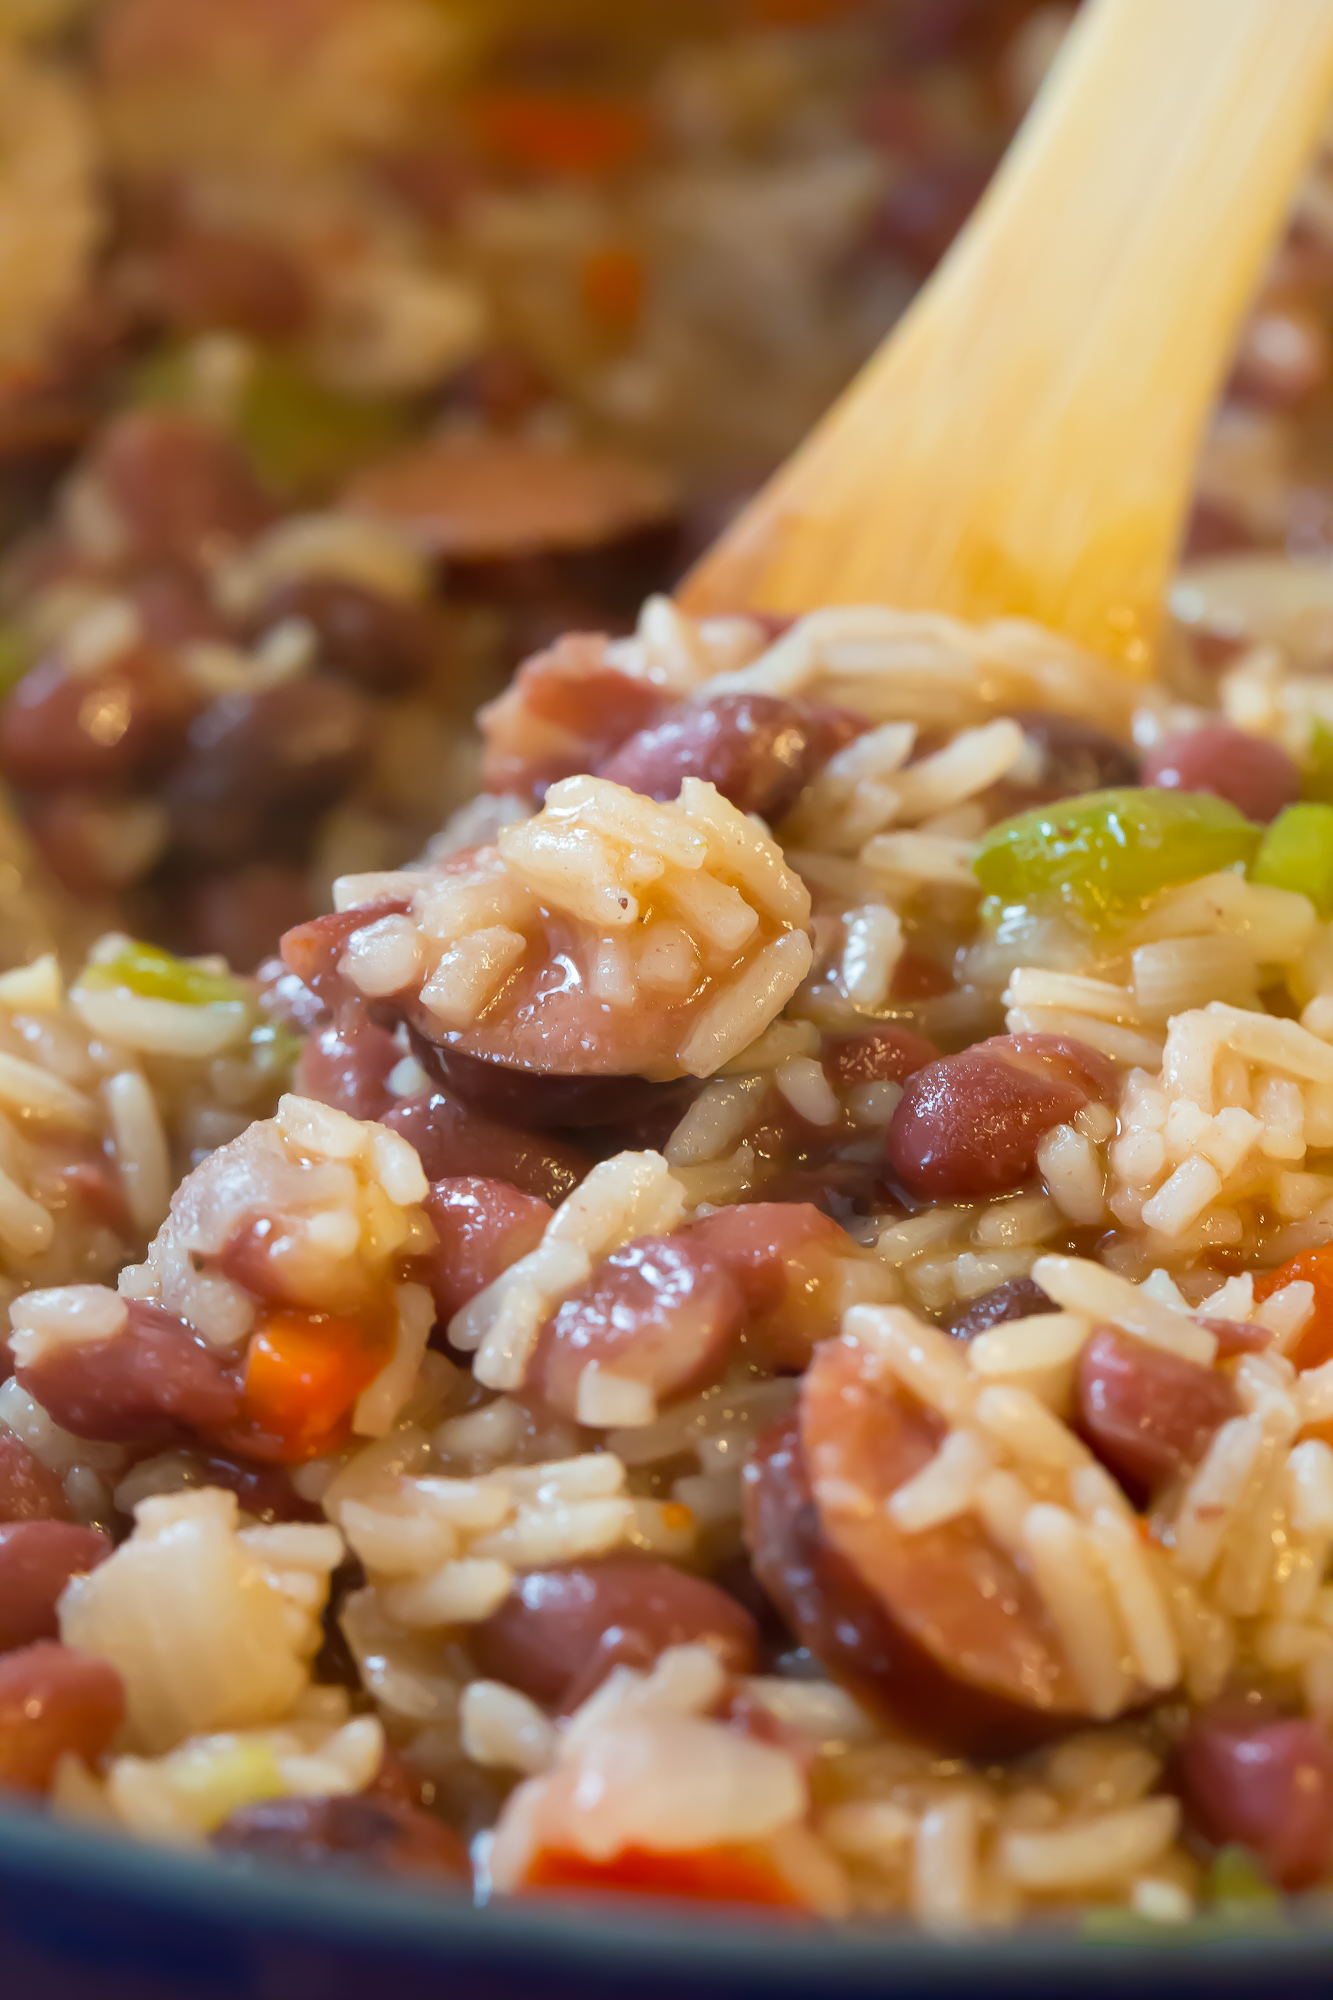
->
[[973, 787, 1260, 934], [81, 940, 243, 1008], [1251, 802, 1333, 918]]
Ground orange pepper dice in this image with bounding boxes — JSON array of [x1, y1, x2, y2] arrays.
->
[[227, 1309, 392, 1464], [524, 1844, 810, 1911], [1254, 1243, 1333, 1372]]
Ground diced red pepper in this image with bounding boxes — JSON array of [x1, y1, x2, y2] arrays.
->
[[524, 1842, 808, 1909], [223, 1310, 391, 1464], [1254, 1244, 1333, 1372], [468, 92, 653, 179]]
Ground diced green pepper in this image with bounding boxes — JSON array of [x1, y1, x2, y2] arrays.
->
[[81, 940, 244, 1008], [0, 626, 31, 700], [234, 354, 409, 499], [1207, 1845, 1279, 1911], [1302, 718, 1333, 805], [972, 788, 1261, 934], [1251, 802, 1333, 918]]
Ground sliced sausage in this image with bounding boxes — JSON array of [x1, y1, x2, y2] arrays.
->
[[213, 1793, 469, 1883], [294, 1008, 400, 1123], [886, 1032, 1115, 1201], [15, 1300, 245, 1445], [0, 1522, 112, 1652], [1177, 1701, 1333, 1890], [0, 1642, 124, 1792], [0, 1431, 71, 1524], [1074, 1327, 1239, 1501], [418, 1177, 552, 1324], [529, 1236, 745, 1421], [416, 1038, 687, 1133], [795, 1335, 1089, 1735], [471, 1557, 758, 1709], [597, 694, 864, 824]]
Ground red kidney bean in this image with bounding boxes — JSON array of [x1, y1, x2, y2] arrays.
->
[[1232, 305, 1331, 411], [252, 577, 438, 694], [0, 1522, 112, 1652], [0, 644, 197, 789], [0, 1642, 124, 1792], [946, 1275, 1057, 1341], [128, 562, 229, 648], [0, 1432, 71, 1524], [742, 1416, 1058, 1756], [380, 1090, 589, 1207], [15, 1300, 245, 1446], [165, 675, 373, 864], [294, 1008, 400, 1123], [530, 1236, 744, 1421], [1142, 725, 1299, 823], [885, 1032, 1112, 1201], [213, 1793, 469, 1883], [479, 631, 666, 800], [686, 1202, 868, 1366], [82, 410, 272, 566], [418, 1178, 552, 1325], [26, 791, 162, 898], [597, 694, 864, 823], [1003, 709, 1140, 804], [1199, 1316, 1272, 1358], [1074, 1326, 1238, 1500], [823, 1024, 941, 1094], [1177, 1701, 1333, 1889], [471, 1557, 758, 1708], [148, 222, 313, 340], [177, 864, 315, 974]]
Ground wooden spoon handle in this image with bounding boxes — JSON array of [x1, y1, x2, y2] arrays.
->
[[680, 0, 1333, 671]]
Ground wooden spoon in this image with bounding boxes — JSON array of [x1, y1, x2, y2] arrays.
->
[[679, 0, 1333, 674]]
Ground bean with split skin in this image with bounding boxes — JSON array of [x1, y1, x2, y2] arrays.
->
[[418, 1177, 552, 1325], [0, 1642, 124, 1792], [0, 1431, 71, 1524], [15, 1300, 245, 1445], [529, 1235, 744, 1421], [1177, 1700, 1333, 1889], [471, 1558, 759, 1709], [1074, 1326, 1238, 1499], [0, 1522, 112, 1652], [885, 1032, 1116, 1201], [946, 1276, 1057, 1341], [597, 693, 864, 823], [213, 1793, 469, 1883]]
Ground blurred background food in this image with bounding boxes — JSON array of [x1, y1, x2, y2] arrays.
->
[[0, 0, 1330, 968]]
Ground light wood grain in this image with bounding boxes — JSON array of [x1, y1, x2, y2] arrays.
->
[[680, 0, 1333, 672]]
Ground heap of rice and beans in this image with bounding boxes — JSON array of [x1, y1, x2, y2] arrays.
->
[[14, 0, 1333, 1948]]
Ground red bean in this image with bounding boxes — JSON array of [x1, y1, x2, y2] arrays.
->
[[742, 1416, 1056, 1755], [0, 1642, 124, 1792], [213, 1793, 469, 1883], [686, 1202, 868, 1366], [0, 1522, 112, 1652], [0, 1430, 71, 1524], [177, 864, 315, 974], [165, 675, 373, 864], [128, 563, 228, 648], [15, 1300, 245, 1445], [1002, 710, 1140, 804], [1177, 1701, 1333, 1889], [418, 1177, 552, 1325], [294, 1008, 400, 1123], [479, 632, 665, 800], [280, 902, 408, 1004], [1142, 726, 1299, 824], [885, 1032, 1111, 1200], [532, 1235, 744, 1420], [597, 694, 864, 824], [252, 578, 439, 694], [471, 1557, 758, 1708], [0, 644, 197, 789], [147, 222, 313, 340], [823, 1024, 940, 1093], [946, 1276, 1057, 1341], [82, 410, 271, 566], [381, 1090, 589, 1207], [1074, 1326, 1238, 1499]]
